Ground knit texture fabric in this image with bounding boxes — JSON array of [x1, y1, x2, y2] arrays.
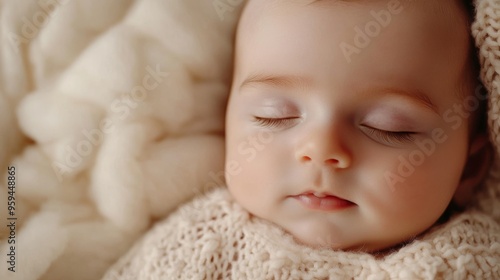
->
[[102, 0, 500, 279], [102, 187, 499, 280], [472, 0, 500, 224]]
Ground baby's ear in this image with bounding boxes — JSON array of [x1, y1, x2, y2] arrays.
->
[[453, 133, 493, 207]]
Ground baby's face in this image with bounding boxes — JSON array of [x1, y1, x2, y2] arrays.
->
[[225, 0, 473, 252]]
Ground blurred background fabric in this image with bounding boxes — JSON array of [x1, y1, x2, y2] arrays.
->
[[0, 0, 244, 279]]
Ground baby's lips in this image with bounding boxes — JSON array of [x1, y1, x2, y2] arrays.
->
[[292, 193, 356, 211], [292, 190, 355, 204]]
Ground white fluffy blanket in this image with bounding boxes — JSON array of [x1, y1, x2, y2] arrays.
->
[[0, 0, 244, 279]]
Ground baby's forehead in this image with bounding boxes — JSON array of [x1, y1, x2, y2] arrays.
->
[[234, 0, 474, 99], [237, 0, 471, 60], [237, 0, 471, 52]]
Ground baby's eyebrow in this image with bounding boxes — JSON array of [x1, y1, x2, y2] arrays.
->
[[239, 73, 439, 114], [373, 87, 440, 115], [239, 74, 314, 90]]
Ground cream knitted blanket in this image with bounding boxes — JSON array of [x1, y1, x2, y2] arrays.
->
[[103, 187, 499, 279]]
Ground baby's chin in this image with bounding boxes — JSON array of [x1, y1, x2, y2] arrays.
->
[[289, 232, 400, 254], [277, 221, 405, 254], [289, 233, 345, 251], [273, 219, 353, 251]]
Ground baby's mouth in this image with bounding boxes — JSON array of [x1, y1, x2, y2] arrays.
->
[[291, 191, 356, 211]]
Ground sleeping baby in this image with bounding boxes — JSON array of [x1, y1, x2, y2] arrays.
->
[[104, 0, 499, 278]]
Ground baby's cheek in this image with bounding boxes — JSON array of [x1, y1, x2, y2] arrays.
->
[[373, 152, 456, 224], [225, 150, 279, 219], [225, 139, 268, 190], [358, 154, 430, 213]]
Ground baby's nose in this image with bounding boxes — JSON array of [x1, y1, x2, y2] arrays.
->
[[296, 141, 351, 169]]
